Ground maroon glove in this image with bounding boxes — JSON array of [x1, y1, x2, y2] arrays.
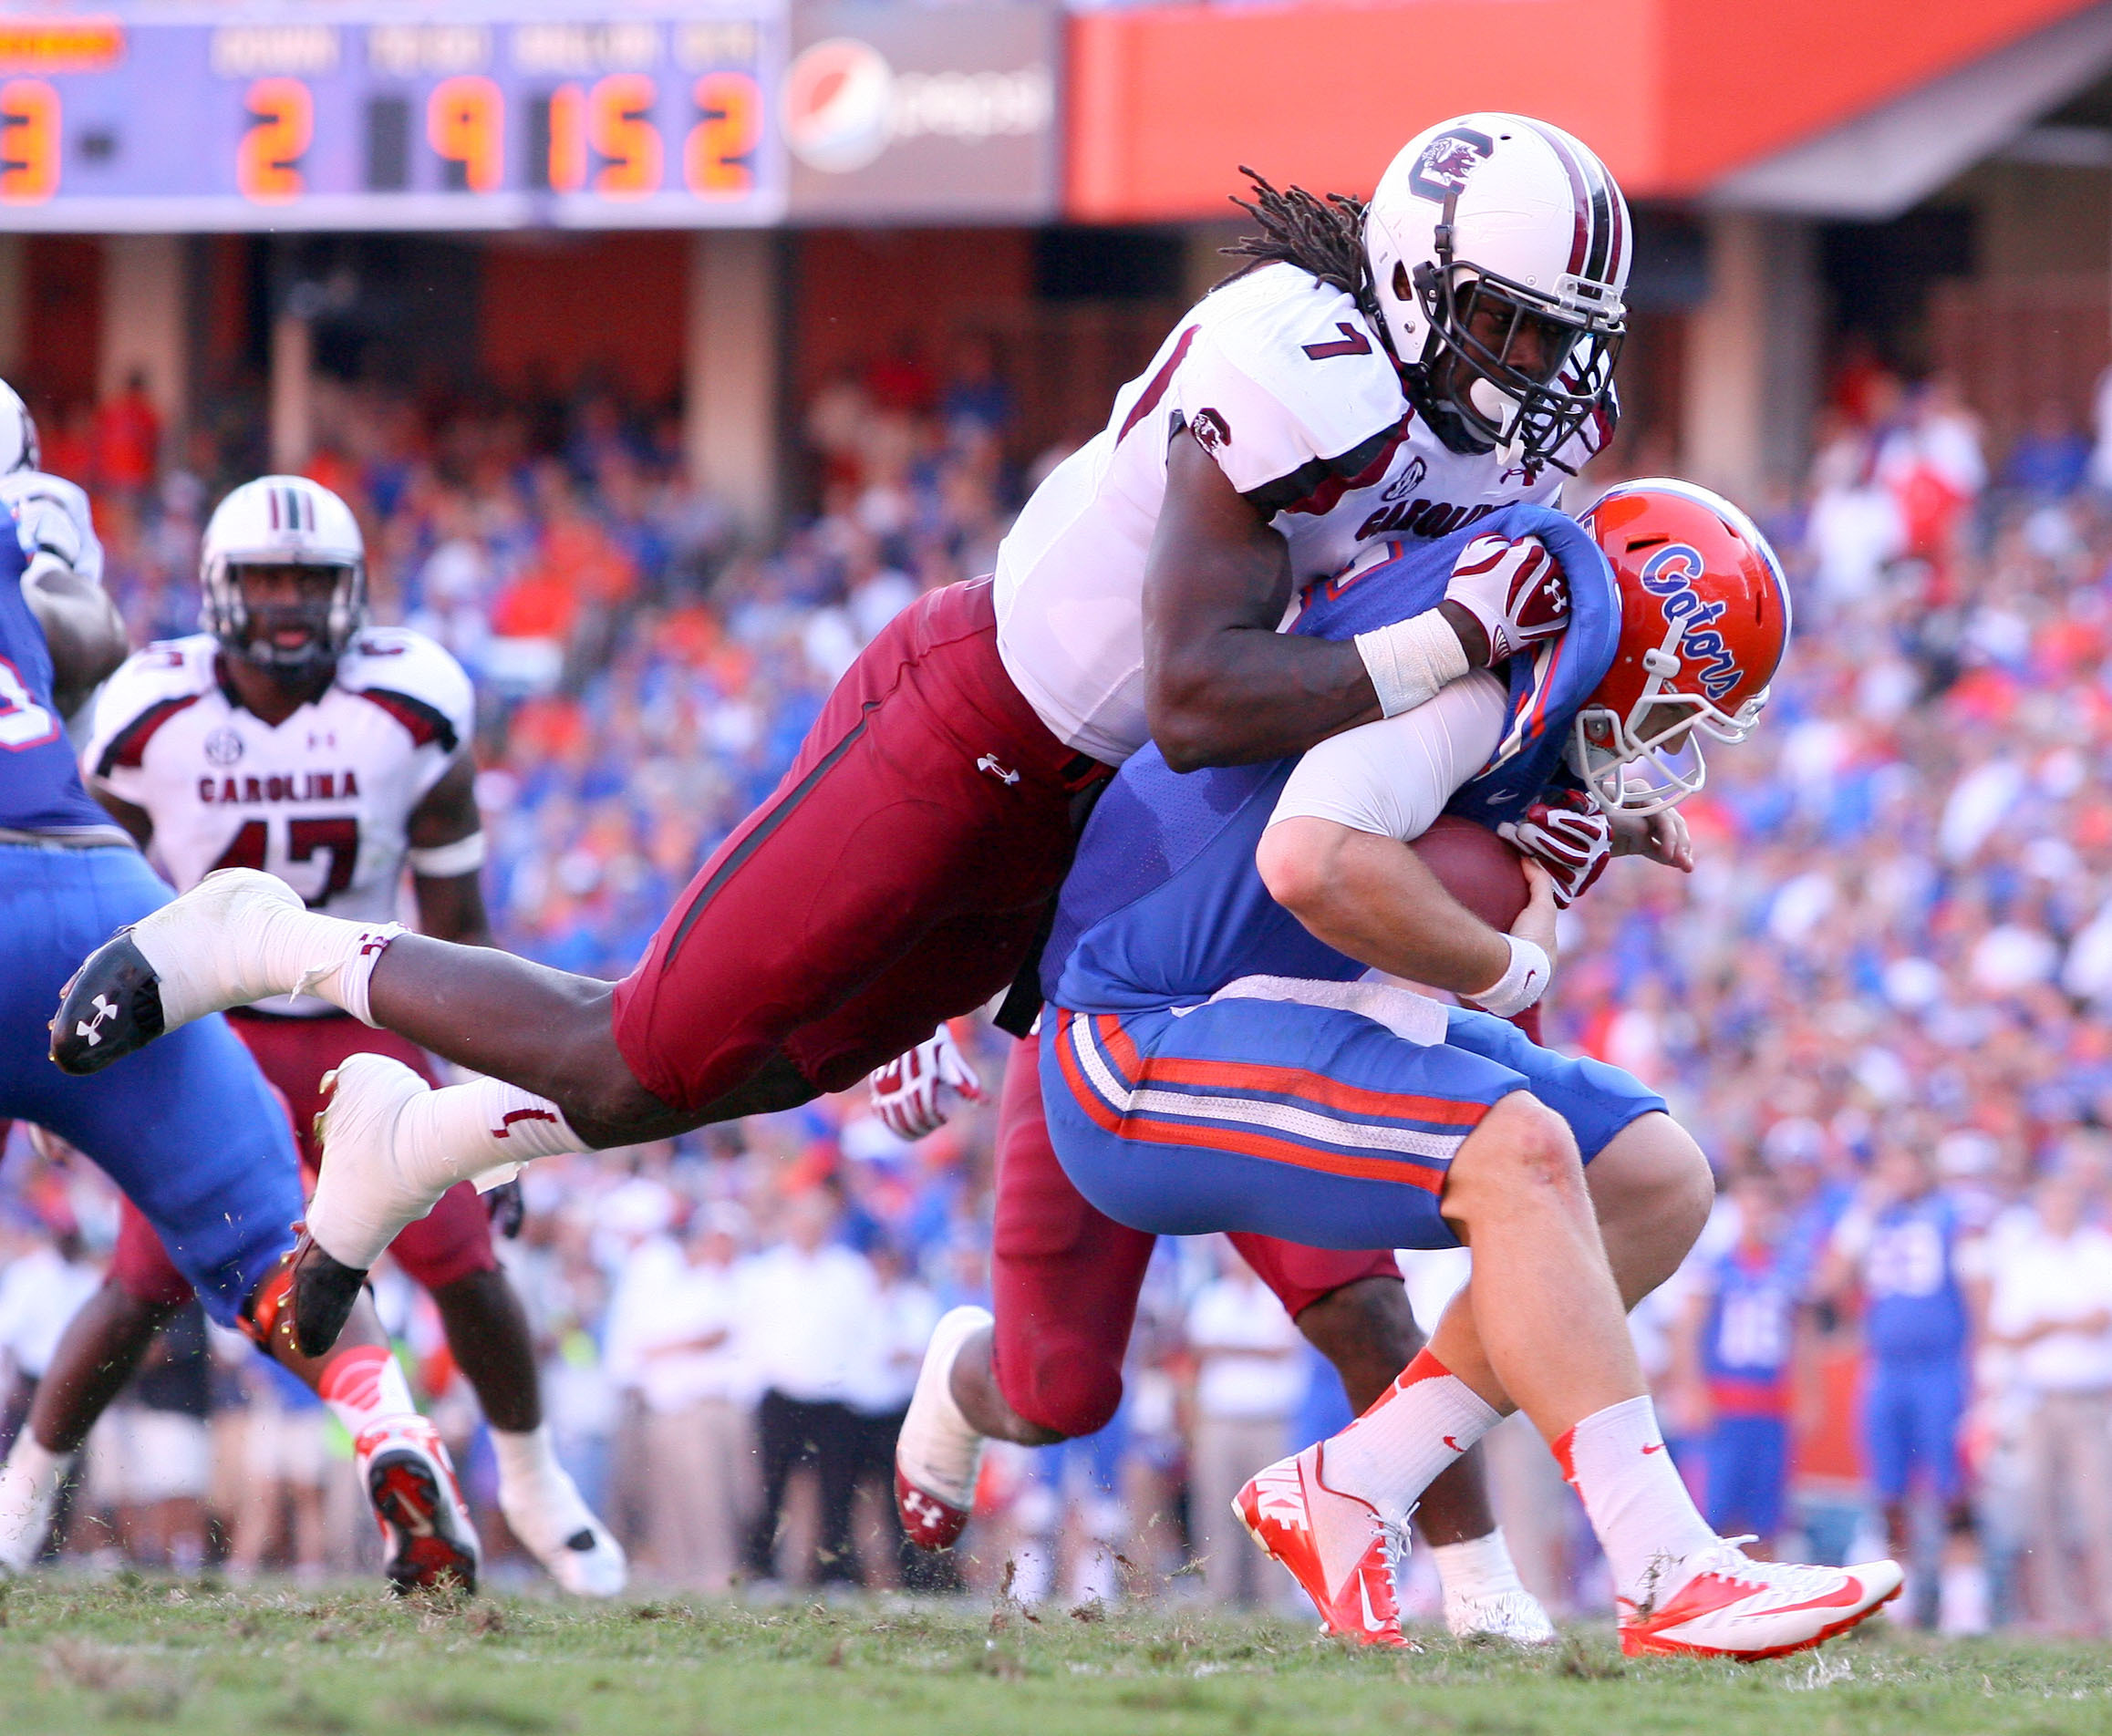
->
[[1444, 532, 1569, 665], [1498, 790, 1612, 909]]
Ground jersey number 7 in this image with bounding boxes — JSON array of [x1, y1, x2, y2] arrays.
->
[[212, 816, 359, 906]]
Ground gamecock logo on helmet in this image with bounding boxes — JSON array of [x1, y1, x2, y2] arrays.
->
[[1408, 128, 1494, 202]]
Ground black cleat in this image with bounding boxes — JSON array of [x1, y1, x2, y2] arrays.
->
[[49, 933, 166, 1075], [288, 1229, 370, 1359]]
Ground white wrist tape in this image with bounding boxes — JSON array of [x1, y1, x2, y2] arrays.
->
[[1467, 935, 1551, 1019], [1355, 609, 1471, 718], [406, 832, 486, 877]]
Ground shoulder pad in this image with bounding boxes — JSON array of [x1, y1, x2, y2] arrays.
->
[[1179, 270, 1403, 509], [338, 627, 473, 753], [86, 636, 216, 777]]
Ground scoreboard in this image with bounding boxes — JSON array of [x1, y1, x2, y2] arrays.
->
[[0, 7, 786, 229]]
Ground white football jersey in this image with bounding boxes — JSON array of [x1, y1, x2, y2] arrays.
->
[[993, 262, 1605, 766], [85, 627, 472, 934]]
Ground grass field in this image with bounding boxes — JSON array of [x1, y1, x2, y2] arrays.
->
[[4, 1576, 2111, 1736]]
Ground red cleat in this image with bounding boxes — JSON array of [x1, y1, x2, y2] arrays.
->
[[1619, 1545, 1903, 1659], [1233, 1443, 1408, 1648], [357, 1417, 482, 1595]]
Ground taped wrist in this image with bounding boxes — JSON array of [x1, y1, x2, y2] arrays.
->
[[1467, 935, 1551, 1019], [1355, 609, 1471, 718]]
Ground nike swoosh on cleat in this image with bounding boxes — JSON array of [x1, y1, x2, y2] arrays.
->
[[1759, 1579, 1868, 1617], [1358, 1573, 1386, 1634], [1641, 1442, 1665, 1454]]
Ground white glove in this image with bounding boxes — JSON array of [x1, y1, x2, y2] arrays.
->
[[1443, 532, 1568, 666], [869, 1025, 985, 1141], [1498, 790, 1612, 909]]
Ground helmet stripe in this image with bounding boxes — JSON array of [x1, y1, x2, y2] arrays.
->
[[1580, 153, 1617, 286], [1520, 119, 1590, 278]]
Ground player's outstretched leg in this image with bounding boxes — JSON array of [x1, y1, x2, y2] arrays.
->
[[1233, 1096, 1900, 1660], [285, 1054, 591, 1355]]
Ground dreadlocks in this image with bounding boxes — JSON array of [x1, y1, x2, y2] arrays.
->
[[1220, 167, 1372, 309]]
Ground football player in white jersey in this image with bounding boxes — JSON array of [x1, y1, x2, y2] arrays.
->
[[47, 475, 624, 1596], [57, 117, 1628, 1636], [0, 388, 498, 1596]]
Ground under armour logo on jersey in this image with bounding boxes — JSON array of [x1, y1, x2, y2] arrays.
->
[[75, 994, 119, 1048], [977, 754, 1020, 786]]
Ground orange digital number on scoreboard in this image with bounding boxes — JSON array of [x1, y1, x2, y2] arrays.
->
[[588, 73, 660, 197], [547, 83, 586, 191], [239, 77, 312, 202], [684, 70, 758, 196], [0, 78, 57, 202], [428, 75, 502, 192]]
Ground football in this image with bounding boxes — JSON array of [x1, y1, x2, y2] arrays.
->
[[1410, 812, 1531, 932]]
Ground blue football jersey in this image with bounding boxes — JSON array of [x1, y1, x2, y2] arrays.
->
[[1703, 1242, 1800, 1414], [0, 525, 116, 835], [1860, 1193, 1971, 1361], [1046, 504, 1619, 1013]]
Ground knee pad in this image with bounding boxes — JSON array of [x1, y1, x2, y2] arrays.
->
[[1004, 1331, 1125, 1441]]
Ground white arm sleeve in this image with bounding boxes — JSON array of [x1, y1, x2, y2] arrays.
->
[[1267, 671, 1508, 843]]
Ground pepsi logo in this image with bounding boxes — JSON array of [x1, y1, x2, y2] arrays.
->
[[784, 37, 895, 173]]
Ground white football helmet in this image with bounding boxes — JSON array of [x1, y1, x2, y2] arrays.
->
[[0, 377, 40, 474], [1363, 114, 1631, 472], [201, 476, 366, 672]]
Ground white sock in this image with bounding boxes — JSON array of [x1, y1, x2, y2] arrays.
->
[[187, 896, 404, 1026], [1431, 1526, 1528, 1607], [1321, 1349, 1502, 1527], [490, 1424, 564, 1497], [0, 1435, 71, 1570], [395, 1077, 591, 1196], [1553, 1395, 1718, 1607], [316, 1343, 419, 1436]]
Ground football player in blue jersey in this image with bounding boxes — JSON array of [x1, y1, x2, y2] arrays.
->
[[1672, 1168, 1808, 1558], [1030, 480, 1901, 1658], [0, 384, 481, 1589], [1818, 1136, 1983, 1627]]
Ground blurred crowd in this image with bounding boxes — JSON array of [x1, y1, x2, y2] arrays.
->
[[8, 341, 2112, 1629]]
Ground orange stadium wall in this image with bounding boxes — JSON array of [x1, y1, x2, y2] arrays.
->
[[478, 232, 688, 406], [1063, 0, 2100, 220]]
